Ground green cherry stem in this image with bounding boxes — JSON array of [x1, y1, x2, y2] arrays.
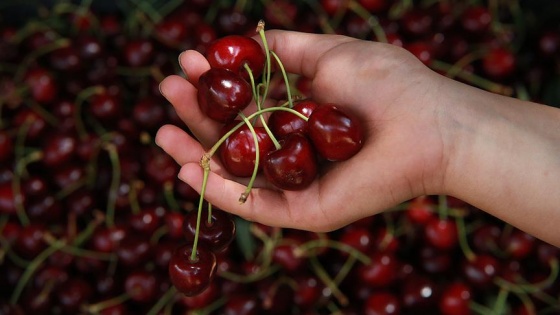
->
[[239, 112, 261, 204], [74, 85, 106, 140], [104, 143, 121, 228], [348, 0, 388, 43], [83, 293, 131, 314], [146, 286, 177, 315], [257, 20, 272, 105], [438, 194, 448, 220], [191, 154, 212, 262], [455, 212, 476, 262], [296, 239, 371, 264], [270, 50, 294, 109]]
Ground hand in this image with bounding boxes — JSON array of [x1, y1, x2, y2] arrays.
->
[[156, 30, 452, 232]]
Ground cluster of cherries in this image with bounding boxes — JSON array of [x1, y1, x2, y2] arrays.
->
[[0, 0, 559, 314], [168, 22, 365, 297]]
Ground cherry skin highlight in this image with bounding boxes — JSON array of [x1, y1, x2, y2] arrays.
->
[[206, 35, 266, 79]]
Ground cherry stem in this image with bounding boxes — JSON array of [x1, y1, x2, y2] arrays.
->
[[10, 237, 65, 304], [348, 0, 388, 43], [257, 20, 272, 104], [146, 286, 177, 315], [72, 211, 104, 246], [494, 258, 559, 295], [75, 85, 106, 140], [83, 292, 130, 314], [219, 265, 281, 283], [13, 118, 36, 226], [104, 143, 121, 228], [430, 60, 514, 96], [492, 286, 510, 315], [455, 213, 476, 262], [309, 255, 349, 306], [163, 180, 180, 212], [238, 112, 261, 204], [128, 180, 142, 214], [207, 202, 213, 225], [14, 38, 70, 82], [438, 194, 448, 220], [296, 239, 372, 264], [191, 155, 212, 262], [0, 235, 29, 268], [333, 254, 358, 284], [269, 51, 294, 108]]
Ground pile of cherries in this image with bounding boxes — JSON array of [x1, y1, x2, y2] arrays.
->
[[0, 0, 559, 314]]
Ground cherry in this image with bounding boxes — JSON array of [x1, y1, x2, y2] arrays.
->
[[406, 196, 435, 225], [115, 235, 153, 267], [49, 45, 82, 72], [56, 278, 93, 314], [14, 223, 48, 259], [27, 195, 63, 223], [197, 68, 253, 123], [500, 228, 536, 259], [132, 96, 168, 131], [90, 225, 127, 253], [482, 46, 516, 79], [418, 245, 452, 274], [461, 6, 492, 35], [293, 274, 323, 310], [129, 207, 163, 235], [263, 133, 318, 190], [401, 274, 438, 310], [339, 226, 374, 255], [320, 0, 348, 17], [439, 282, 472, 315], [124, 270, 158, 302], [471, 223, 501, 254], [168, 244, 217, 296], [183, 207, 236, 253], [89, 92, 122, 122], [424, 217, 458, 250], [24, 67, 58, 104], [272, 237, 306, 273], [268, 100, 318, 138], [538, 30, 560, 57], [405, 41, 434, 65], [462, 254, 500, 289], [206, 35, 265, 79], [223, 294, 260, 315], [122, 38, 154, 67], [155, 19, 189, 49], [401, 8, 434, 37], [0, 182, 18, 215], [178, 281, 219, 309], [359, 0, 387, 13], [42, 132, 78, 167], [358, 251, 399, 288], [364, 291, 400, 315], [308, 104, 364, 161], [219, 121, 274, 177]]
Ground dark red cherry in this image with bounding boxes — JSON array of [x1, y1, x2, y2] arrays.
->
[[308, 104, 364, 161], [0, 131, 13, 162], [224, 294, 260, 315], [124, 270, 158, 302], [178, 281, 219, 309], [56, 278, 93, 314], [0, 182, 18, 215], [272, 237, 306, 273], [358, 251, 399, 288], [364, 291, 400, 315], [482, 47, 516, 79], [197, 68, 252, 123], [461, 6, 492, 34], [42, 132, 77, 167], [462, 254, 500, 289], [219, 122, 274, 177], [14, 223, 48, 259], [439, 282, 472, 315], [268, 100, 318, 138], [123, 38, 154, 67], [168, 244, 217, 296], [401, 274, 438, 309], [206, 35, 266, 79], [24, 67, 58, 103], [424, 217, 458, 250], [500, 228, 536, 259], [183, 207, 236, 252], [263, 133, 317, 190]]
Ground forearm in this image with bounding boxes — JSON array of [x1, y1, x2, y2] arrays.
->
[[441, 79, 560, 246]]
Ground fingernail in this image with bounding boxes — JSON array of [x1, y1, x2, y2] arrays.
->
[[178, 51, 189, 80]]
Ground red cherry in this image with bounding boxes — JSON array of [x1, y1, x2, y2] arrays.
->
[[500, 228, 536, 259], [406, 196, 436, 224], [358, 251, 399, 288], [308, 104, 364, 161], [439, 282, 472, 315], [268, 100, 318, 138], [424, 217, 458, 250], [197, 68, 253, 123], [168, 244, 217, 296], [122, 38, 154, 67], [124, 270, 157, 302], [183, 207, 236, 253], [24, 67, 58, 103], [461, 6, 492, 34], [364, 291, 400, 315], [219, 122, 275, 177], [272, 237, 306, 273], [206, 35, 265, 79], [482, 47, 516, 79], [42, 132, 77, 167], [405, 41, 434, 65], [462, 254, 500, 289], [178, 281, 219, 309], [263, 133, 318, 190]]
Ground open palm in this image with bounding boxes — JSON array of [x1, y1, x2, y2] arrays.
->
[[156, 30, 450, 232]]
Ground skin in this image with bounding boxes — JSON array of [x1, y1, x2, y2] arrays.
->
[[156, 30, 560, 247]]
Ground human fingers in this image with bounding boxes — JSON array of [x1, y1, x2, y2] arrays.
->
[[178, 49, 209, 88], [159, 75, 222, 146], [256, 30, 358, 79]]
